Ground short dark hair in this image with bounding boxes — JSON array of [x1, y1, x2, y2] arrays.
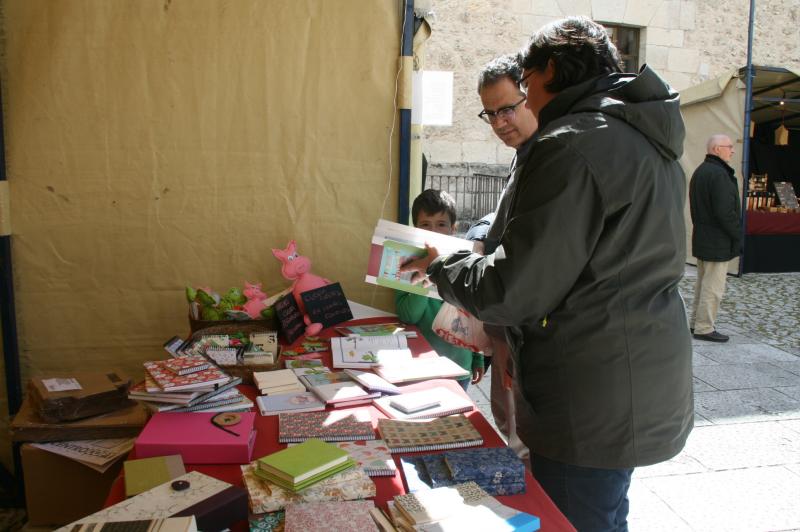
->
[[477, 54, 523, 94], [411, 189, 457, 226], [519, 16, 623, 93]]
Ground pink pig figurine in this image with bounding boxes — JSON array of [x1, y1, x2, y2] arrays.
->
[[242, 282, 269, 319], [271, 240, 330, 336]]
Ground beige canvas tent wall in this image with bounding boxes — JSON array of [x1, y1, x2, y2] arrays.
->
[[0, 0, 404, 471], [679, 70, 745, 275]]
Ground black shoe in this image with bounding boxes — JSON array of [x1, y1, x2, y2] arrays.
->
[[690, 328, 694, 334], [693, 330, 729, 343]]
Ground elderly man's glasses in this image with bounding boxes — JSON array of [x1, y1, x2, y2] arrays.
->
[[478, 96, 526, 124]]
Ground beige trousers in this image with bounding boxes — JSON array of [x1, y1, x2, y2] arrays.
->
[[692, 259, 730, 335], [489, 339, 531, 468]]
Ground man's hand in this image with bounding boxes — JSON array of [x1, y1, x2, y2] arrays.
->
[[399, 243, 440, 285], [471, 366, 485, 385]]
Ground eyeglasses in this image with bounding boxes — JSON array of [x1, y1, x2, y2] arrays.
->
[[478, 96, 527, 124], [718, 145, 734, 149], [518, 70, 535, 95]]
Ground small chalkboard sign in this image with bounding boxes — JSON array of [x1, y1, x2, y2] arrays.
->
[[773, 182, 799, 209], [274, 294, 305, 344], [301, 282, 353, 330]]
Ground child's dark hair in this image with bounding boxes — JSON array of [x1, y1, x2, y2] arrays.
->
[[411, 189, 457, 226]]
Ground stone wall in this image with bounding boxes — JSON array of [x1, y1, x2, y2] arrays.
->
[[421, 0, 800, 166]]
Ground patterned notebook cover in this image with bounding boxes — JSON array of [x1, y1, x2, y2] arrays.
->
[[284, 500, 378, 532], [444, 446, 526, 486], [162, 355, 210, 375], [241, 463, 375, 514], [377, 414, 483, 453], [400, 454, 525, 495], [278, 409, 376, 442], [143, 360, 229, 391], [335, 440, 396, 477]]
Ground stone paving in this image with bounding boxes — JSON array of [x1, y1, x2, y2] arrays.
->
[[467, 266, 800, 532]]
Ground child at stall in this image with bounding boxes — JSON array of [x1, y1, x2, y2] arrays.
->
[[395, 189, 484, 390]]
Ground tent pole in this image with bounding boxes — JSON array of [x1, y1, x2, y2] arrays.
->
[[738, 0, 756, 277], [398, 0, 414, 224], [0, 77, 24, 507]]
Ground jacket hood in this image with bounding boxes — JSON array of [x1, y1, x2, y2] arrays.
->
[[540, 65, 686, 160]]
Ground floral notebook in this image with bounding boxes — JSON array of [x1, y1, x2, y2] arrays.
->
[[283, 500, 377, 532], [278, 409, 376, 443], [335, 440, 396, 477]]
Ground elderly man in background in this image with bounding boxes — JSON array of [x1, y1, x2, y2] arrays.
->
[[689, 134, 742, 343]]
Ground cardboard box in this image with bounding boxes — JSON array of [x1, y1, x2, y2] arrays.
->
[[11, 395, 148, 443], [21, 443, 125, 526], [28, 371, 133, 422]]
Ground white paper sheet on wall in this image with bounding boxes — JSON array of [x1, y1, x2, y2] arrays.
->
[[412, 71, 454, 126]]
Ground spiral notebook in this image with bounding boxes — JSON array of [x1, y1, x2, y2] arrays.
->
[[377, 415, 483, 453], [278, 409, 376, 443]]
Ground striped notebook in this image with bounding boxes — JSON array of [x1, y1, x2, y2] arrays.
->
[[377, 414, 483, 453]]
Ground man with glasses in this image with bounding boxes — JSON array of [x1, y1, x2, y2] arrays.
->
[[403, 16, 693, 530], [689, 134, 741, 343], [469, 54, 537, 467]]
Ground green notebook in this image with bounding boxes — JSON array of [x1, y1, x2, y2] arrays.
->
[[257, 438, 350, 484], [123, 454, 186, 496], [253, 458, 357, 491]]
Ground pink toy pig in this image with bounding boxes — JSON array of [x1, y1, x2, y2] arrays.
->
[[271, 240, 330, 336], [242, 282, 268, 319]]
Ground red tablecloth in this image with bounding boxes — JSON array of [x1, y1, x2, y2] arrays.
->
[[105, 318, 575, 532], [746, 210, 800, 235]]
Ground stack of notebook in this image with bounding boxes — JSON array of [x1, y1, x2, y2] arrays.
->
[[301, 371, 380, 408], [253, 369, 305, 396], [254, 439, 356, 492], [131, 356, 248, 413], [241, 461, 376, 513], [373, 386, 473, 420], [389, 482, 540, 531]]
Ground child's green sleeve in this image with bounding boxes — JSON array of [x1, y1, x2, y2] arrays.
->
[[395, 291, 427, 324], [471, 352, 484, 370]]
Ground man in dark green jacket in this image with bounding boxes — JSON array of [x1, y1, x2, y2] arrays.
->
[[402, 16, 693, 531], [689, 134, 741, 343]]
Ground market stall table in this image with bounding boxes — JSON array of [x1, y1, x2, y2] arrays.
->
[[743, 211, 800, 272], [104, 318, 575, 531]]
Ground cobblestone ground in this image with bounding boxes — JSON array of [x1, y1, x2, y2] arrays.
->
[[681, 270, 800, 356]]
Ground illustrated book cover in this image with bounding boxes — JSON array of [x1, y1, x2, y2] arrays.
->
[[330, 335, 411, 369], [256, 391, 326, 416]]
